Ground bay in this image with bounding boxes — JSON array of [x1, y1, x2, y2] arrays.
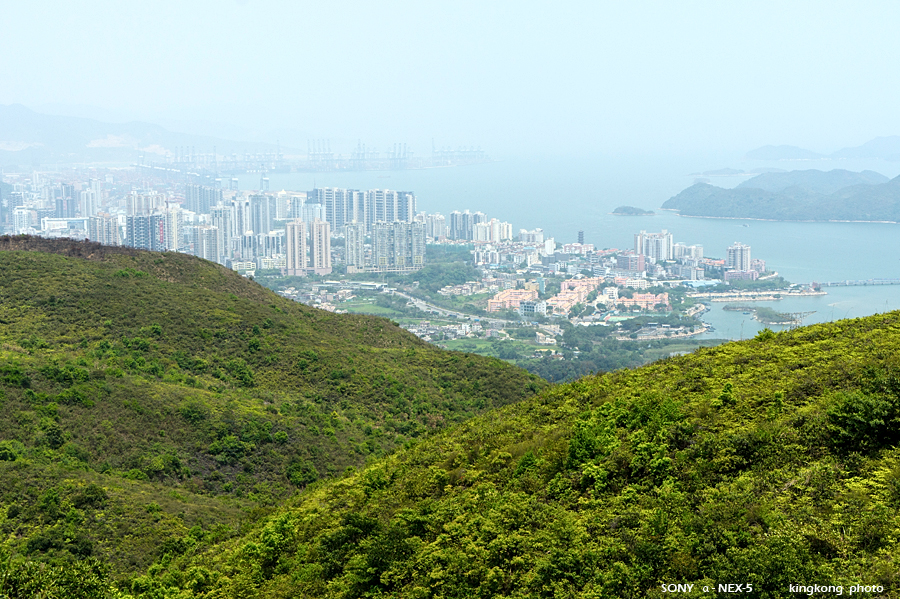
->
[[236, 155, 900, 339]]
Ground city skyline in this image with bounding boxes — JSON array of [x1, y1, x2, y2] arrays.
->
[[2, 165, 769, 277]]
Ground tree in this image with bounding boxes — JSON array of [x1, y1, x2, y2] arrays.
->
[[568, 303, 585, 319]]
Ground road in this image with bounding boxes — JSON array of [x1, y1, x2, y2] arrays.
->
[[389, 289, 563, 336], [390, 289, 507, 324]]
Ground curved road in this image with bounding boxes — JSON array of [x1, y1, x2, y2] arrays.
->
[[389, 289, 563, 336]]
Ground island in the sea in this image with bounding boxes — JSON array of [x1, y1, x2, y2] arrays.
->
[[612, 205, 655, 216], [662, 168, 900, 222]]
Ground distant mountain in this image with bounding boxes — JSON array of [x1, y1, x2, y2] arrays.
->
[[663, 168, 900, 222], [734, 168, 888, 194], [693, 167, 745, 176], [0, 104, 288, 164], [747, 167, 787, 174], [688, 167, 786, 177], [744, 145, 825, 160], [746, 136, 900, 162], [831, 135, 900, 161]]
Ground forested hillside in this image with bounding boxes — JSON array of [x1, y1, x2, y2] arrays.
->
[[131, 314, 900, 598], [663, 169, 900, 222], [3, 238, 899, 598], [0, 237, 543, 579]]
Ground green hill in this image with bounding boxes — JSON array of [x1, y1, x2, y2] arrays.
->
[[663, 169, 900, 222], [734, 169, 887, 195], [612, 206, 655, 216], [0, 237, 543, 578], [131, 315, 900, 598]]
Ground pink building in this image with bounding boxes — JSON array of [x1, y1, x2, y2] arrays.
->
[[487, 289, 538, 312], [619, 292, 670, 310]]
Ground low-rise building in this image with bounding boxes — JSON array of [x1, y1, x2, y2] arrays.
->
[[487, 288, 538, 312], [518, 300, 548, 317], [562, 242, 595, 254], [724, 270, 759, 282], [599, 286, 619, 305], [535, 331, 557, 345], [618, 292, 670, 310], [615, 277, 650, 289], [545, 277, 603, 314]]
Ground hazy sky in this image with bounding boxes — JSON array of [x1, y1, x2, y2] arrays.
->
[[3, 1, 899, 156]]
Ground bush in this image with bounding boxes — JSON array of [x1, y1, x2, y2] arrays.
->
[[179, 400, 210, 424], [73, 484, 109, 509], [209, 435, 255, 464], [0, 440, 23, 461], [42, 422, 65, 450], [826, 391, 899, 453], [286, 459, 319, 487], [0, 363, 30, 388]]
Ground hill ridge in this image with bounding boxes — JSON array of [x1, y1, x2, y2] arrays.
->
[[125, 311, 900, 597], [0, 240, 543, 580], [663, 169, 900, 221]]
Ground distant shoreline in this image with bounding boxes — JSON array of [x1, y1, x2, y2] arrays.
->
[[665, 210, 899, 225]]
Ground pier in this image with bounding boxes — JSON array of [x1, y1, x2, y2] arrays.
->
[[814, 279, 900, 287]]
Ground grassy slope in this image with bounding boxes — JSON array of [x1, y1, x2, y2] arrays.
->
[[141, 315, 900, 598], [0, 237, 544, 575]]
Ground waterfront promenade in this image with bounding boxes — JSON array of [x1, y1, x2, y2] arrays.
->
[[815, 278, 900, 287], [686, 289, 827, 302]]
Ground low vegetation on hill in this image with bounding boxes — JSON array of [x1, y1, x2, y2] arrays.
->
[[125, 313, 900, 598], [0, 237, 543, 577], [3, 238, 899, 598]]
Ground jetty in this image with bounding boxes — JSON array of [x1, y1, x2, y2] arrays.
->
[[813, 278, 900, 287]]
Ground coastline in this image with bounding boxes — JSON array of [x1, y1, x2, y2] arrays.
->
[[615, 324, 708, 341], [663, 209, 899, 225], [686, 290, 827, 301], [722, 305, 795, 326]]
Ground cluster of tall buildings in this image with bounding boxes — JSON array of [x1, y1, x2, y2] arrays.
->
[[612, 229, 705, 280], [610, 229, 768, 283], [125, 185, 337, 272], [344, 221, 426, 273], [3, 169, 534, 278], [2, 176, 106, 237], [331, 203, 511, 272], [409, 210, 513, 244], [309, 188, 416, 229], [110, 183, 325, 272], [1, 171, 438, 276], [634, 229, 675, 262], [301, 187, 426, 274], [724, 242, 766, 281], [146, 184, 430, 276], [285, 219, 332, 276], [446, 210, 513, 242]]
